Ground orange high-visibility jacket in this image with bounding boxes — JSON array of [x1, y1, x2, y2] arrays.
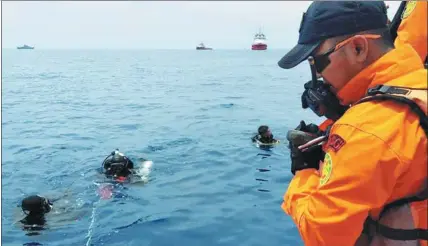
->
[[394, 1, 427, 64], [282, 44, 427, 245]]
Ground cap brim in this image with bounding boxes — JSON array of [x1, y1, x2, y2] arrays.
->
[[278, 41, 321, 69]]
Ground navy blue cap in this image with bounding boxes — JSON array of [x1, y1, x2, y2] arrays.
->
[[278, 1, 388, 69]]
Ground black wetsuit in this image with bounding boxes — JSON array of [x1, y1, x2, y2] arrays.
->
[[103, 156, 135, 178], [252, 134, 277, 144], [20, 213, 46, 227]]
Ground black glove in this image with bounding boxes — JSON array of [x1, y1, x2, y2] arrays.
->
[[295, 120, 324, 137], [287, 121, 326, 175]]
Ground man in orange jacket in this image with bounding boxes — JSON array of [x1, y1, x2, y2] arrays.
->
[[278, 2, 427, 245], [393, 1, 427, 66]]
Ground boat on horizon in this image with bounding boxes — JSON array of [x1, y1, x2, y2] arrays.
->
[[17, 44, 34, 50], [251, 29, 267, 50], [196, 42, 212, 50]]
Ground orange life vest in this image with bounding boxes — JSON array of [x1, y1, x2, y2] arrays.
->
[[354, 85, 428, 245]]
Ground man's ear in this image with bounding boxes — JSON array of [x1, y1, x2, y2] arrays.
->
[[350, 35, 369, 63], [356, 46, 361, 54]]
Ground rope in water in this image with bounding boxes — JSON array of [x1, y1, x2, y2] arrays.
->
[[85, 181, 106, 246], [85, 198, 100, 246], [84, 161, 152, 245]]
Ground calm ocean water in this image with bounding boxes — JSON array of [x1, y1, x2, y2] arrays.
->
[[2, 49, 323, 246]]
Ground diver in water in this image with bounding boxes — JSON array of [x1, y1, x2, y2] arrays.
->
[[101, 149, 135, 182], [20, 195, 53, 230], [17, 191, 92, 234], [252, 125, 279, 144], [99, 149, 153, 199]]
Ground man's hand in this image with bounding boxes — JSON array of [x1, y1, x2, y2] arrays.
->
[[287, 121, 326, 175], [295, 120, 323, 136]]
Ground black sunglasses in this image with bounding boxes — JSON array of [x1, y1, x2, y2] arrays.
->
[[313, 46, 337, 74], [312, 34, 381, 74]]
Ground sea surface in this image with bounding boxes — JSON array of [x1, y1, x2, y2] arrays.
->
[[2, 49, 324, 246]]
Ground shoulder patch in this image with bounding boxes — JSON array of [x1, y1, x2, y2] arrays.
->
[[402, 1, 417, 19], [327, 134, 346, 152], [320, 153, 333, 186]]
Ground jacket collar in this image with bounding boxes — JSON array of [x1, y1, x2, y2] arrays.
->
[[337, 44, 424, 105]]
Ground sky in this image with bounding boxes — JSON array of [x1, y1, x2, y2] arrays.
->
[[2, 1, 401, 50]]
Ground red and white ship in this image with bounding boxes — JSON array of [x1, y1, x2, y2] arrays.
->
[[251, 29, 267, 50]]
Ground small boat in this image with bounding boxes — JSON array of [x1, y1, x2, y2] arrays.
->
[[17, 45, 34, 50], [251, 28, 267, 50], [196, 42, 212, 50]]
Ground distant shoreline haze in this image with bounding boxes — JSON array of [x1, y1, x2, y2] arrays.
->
[[3, 48, 292, 51], [3, 1, 400, 50]]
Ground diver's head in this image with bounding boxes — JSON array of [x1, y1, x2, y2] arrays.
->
[[258, 125, 272, 139], [21, 195, 53, 216], [102, 149, 133, 179]]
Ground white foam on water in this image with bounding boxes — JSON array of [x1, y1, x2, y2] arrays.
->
[[133, 160, 153, 183]]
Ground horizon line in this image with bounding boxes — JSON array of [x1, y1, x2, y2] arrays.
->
[[3, 47, 291, 50]]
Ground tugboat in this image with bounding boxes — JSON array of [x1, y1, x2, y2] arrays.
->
[[251, 29, 267, 50], [17, 44, 34, 50], [196, 42, 212, 50]]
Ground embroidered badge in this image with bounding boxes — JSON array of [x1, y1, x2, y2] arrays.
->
[[320, 153, 332, 186], [327, 134, 346, 152], [402, 1, 417, 19]]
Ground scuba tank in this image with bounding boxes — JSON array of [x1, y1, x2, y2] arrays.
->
[[102, 149, 134, 178], [112, 149, 124, 162]]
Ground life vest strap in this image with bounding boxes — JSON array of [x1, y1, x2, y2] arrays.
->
[[381, 187, 428, 219], [355, 85, 428, 137], [389, 1, 407, 42], [365, 216, 428, 241], [362, 191, 428, 241], [424, 55, 428, 69]]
